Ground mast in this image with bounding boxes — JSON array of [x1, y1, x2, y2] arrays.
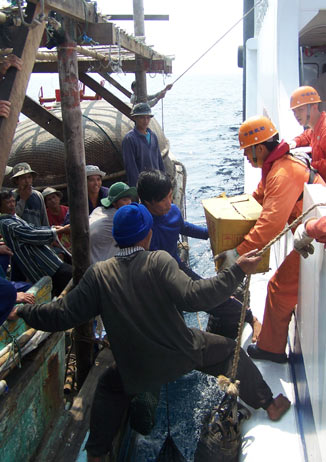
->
[[133, 0, 147, 103]]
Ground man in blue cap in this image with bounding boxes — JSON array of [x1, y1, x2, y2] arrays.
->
[[122, 103, 165, 186], [10, 203, 290, 461]]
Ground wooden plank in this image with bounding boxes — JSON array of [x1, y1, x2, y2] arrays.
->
[[79, 72, 132, 119], [32, 58, 172, 74], [104, 14, 169, 21], [21, 96, 64, 141], [0, 332, 65, 462], [33, 347, 115, 462], [29, 0, 97, 23], [0, 2, 46, 186]]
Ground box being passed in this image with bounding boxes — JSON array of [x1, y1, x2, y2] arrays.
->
[[202, 193, 270, 273]]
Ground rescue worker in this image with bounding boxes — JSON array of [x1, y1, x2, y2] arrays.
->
[[289, 85, 326, 181], [9, 203, 290, 461], [216, 116, 325, 363], [294, 216, 326, 256], [122, 103, 165, 187]]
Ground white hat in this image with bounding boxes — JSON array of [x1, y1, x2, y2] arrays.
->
[[85, 165, 106, 177], [42, 187, 63, 199]]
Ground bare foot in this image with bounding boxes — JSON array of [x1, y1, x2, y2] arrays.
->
[[251, 316, 261, 343], [266, 394, 291, 421]]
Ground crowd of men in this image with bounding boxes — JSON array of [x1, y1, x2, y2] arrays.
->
[[1, 52, 326, 461]]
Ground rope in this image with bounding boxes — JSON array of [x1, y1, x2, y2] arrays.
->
[[1, 324, 22, 369], [219, 201, 326, 392], [172, 0, 262, 86], [165, 384, 172, 437]]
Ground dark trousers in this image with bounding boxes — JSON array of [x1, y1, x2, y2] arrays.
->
[[178, 261, 253, 338], [52, 262, 72, 296], [84, 333, 273, 457]]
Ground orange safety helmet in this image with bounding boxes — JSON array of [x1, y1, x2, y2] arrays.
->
[[290, 86, 321, 109], [238, 116, 278, 149]]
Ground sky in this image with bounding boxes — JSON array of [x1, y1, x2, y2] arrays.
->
[[95, 0, 244, 77]]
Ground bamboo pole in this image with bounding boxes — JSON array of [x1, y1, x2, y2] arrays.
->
[[57, 18, 94, 389]]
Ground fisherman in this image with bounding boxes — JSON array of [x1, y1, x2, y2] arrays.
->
[[130, 80, 173, 108], [216, 116, 325, 363], [0, 54, 23, 118], [42, 187, 71, 258], [11, 162, 49, 227], [42, 187, 69, 226], [9, 203, 290, 462], [63, 165, 109, 224], [89, 181, 137, 264], [137, 169, 261, 340], [0, 189, 72, 296], [122, 103, 165, 187], [289, 85, 326, 181]]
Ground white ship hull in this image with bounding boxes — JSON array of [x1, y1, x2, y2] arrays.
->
[[242, 1, 326, 460]]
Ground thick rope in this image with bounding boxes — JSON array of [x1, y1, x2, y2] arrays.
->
[[218, 201, 326, 393]]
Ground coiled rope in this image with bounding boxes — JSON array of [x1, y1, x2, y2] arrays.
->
[[218, 201, 326, 396]]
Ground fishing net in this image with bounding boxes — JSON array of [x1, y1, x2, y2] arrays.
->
[[194, 394, 251, 462]]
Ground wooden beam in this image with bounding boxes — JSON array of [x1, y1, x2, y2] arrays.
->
[[0, 2, 46, 186], [104, 14, 169, 21], [29, 0, 97, 23], [57, 19, 93, 387], [79, 72, 132, 120], [21, 96, 64, 141], [98, 72, 132, 98], [32, 58, 172, 74]]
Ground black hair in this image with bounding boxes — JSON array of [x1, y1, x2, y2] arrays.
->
[[137, 170, 172, 203], [260, 133, 280, 152], [131, 81, 137, 91], [0, 189, 14, 210]]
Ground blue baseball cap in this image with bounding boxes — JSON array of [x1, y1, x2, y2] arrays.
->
[[113, 203, 153, 247]]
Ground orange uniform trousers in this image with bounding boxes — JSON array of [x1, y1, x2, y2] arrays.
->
[[257, 249, 300, 354]]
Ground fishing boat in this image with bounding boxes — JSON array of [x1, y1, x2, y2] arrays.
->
[[239, 1, 326, 461], [0, 1, 185, 461]]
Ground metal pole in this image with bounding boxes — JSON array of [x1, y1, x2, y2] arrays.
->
[[57, 17, 94, 388], [133, 0, 147, 103]]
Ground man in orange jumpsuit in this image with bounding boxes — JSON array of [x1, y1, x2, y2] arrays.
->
[[290, 85, 326, 181], [216, 116, 325, 363], [294, 216, 326, 256]]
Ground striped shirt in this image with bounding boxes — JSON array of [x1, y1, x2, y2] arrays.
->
[[0, 214, 63, 283]]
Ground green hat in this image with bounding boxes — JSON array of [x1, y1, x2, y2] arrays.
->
[[101, 182, 138, 208]]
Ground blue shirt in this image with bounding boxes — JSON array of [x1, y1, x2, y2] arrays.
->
[[149, 204, 209, 264], [122, 127, 165, 186]]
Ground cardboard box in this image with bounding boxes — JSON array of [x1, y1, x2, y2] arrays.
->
[[202, 193, 270, 273]]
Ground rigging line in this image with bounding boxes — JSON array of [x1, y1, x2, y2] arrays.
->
[[172, 0, 262, 86]]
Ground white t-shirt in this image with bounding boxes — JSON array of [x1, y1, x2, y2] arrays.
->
[[89, 206, 118, 264]]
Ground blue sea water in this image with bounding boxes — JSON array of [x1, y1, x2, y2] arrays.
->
[[130, 72, 245, 462]]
